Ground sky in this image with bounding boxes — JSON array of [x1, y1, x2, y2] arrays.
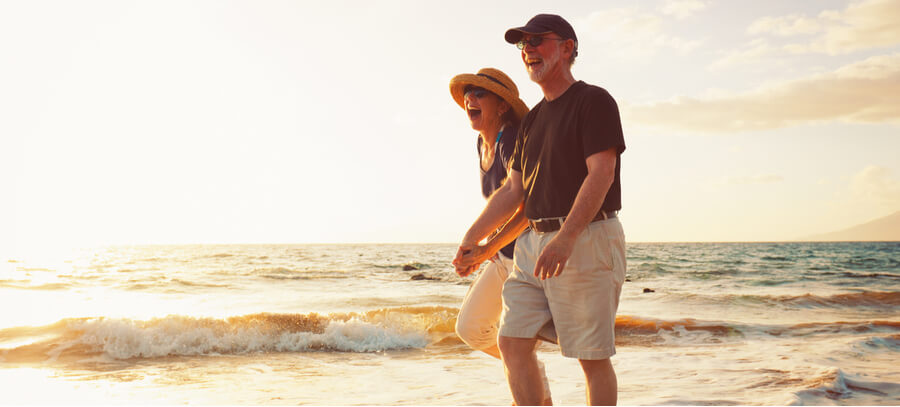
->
[[2, 0, 899, 250]]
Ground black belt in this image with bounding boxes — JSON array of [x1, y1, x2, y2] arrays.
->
[[528, 211, 617, 233]]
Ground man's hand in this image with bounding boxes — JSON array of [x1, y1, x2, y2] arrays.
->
[[534, 234, 577, 280], [456, 244, 497, 274], [452, 245, 481, 277], [533, 148, 617, 280]]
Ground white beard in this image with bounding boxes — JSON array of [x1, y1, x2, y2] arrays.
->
[[528, 49, 561, 83]]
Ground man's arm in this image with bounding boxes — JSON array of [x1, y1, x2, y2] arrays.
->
[[533, 148, 617, 280], [452, 170, 525, 274], [479, 204, 529, 258], [460, 169, 525, 246], [454, 203, 528, 276]]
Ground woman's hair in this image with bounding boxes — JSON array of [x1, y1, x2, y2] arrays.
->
[[502, 107, 520, 128]]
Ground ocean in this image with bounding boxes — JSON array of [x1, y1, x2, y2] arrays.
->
[[1, 242, 898, 405]]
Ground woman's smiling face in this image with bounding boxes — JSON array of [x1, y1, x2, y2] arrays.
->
[[464, 87, 509, 132]]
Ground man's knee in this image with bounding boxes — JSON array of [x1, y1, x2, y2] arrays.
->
[[579, 358, 614, 374], [498, 335, 537, 360]]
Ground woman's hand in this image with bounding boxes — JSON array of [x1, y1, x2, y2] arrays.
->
[[452, 245, 477, 277], [453, 244, 498, 277]]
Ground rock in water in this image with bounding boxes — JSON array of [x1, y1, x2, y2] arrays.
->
[[410, 273, 440, 281], [643, 288, 655, 293], [403, 264, 418, 271]]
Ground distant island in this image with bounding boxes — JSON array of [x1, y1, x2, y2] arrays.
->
[[802, 210, 900, 242]]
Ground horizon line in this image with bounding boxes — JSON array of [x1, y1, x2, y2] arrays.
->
[[13, 239, 898, 247]]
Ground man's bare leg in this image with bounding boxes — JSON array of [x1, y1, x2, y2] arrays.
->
[[481, 344, 553, 405], [579, 358, 617, 406], [498, 336, 544, 405]]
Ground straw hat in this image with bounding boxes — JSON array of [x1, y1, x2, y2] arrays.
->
[[449, 67, 529, 121]]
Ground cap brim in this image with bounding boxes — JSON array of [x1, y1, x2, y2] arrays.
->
[[504, 27, 552, 44]]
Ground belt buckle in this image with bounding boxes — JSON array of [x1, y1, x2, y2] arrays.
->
[[541, 218, 559, 232], [531, 216, 564, 233]]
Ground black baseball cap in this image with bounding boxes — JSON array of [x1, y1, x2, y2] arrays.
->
[[504, 14, 578, 45]]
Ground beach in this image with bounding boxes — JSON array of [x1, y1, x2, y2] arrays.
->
[[1, 242, 898, 405]]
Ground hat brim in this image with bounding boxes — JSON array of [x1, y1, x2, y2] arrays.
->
[[505, 28, 552, 44], [449, 74, 529, 121]]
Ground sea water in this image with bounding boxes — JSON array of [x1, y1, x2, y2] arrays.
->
[[1, 242, 898, 405]]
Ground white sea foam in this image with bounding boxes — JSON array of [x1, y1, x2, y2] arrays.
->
[[60, 316, 429, 360], [275, 320, 429, 353], [789, 368, 900, 405]]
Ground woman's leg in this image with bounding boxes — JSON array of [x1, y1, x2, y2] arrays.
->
[[456, 256, 509, 358]]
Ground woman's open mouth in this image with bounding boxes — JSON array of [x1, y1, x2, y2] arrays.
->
[[467, 107, 482, 121]]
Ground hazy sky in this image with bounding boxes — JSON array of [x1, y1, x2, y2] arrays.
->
[[2, 0, 899, 250]]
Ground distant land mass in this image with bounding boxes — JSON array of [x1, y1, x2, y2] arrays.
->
[[802, 210, 900, 242]]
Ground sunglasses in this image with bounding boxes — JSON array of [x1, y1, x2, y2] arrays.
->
[[516, 36, 567, 50], [464, 87, 491, 100]]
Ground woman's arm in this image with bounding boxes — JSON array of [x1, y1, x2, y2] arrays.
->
[[458, 170, 525, 247], [453, 202, 528, 276]]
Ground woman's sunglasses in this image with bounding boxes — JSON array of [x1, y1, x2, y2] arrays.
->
[[516, 36, 566, 50], [464, 87, 491, 99]]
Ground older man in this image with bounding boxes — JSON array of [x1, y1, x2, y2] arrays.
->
[[455, 14, 627, 405]]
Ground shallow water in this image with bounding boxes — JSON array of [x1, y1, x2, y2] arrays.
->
[[1, 242, 898, 405]]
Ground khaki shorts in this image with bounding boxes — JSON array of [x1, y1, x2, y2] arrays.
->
[[499, 218, 626, 360]]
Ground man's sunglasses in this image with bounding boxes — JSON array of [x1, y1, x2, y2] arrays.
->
[[516, 36, 567, 50]]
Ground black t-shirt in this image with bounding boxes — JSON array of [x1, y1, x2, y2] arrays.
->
[[510, 81, 625, 220], [477, 123, 518, 258]]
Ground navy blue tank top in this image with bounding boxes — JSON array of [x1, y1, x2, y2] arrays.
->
[[477, 123, 519, 259]]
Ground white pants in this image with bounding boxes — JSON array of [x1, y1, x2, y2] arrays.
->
[[456, 254, 513, 350]]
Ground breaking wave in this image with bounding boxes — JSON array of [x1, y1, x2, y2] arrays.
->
[[789, 368, 900, 405], [0, 306, 458, 361], [1, 308, 897, 362]]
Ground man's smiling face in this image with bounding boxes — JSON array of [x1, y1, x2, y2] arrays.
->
[[520, 34, 565, 84]]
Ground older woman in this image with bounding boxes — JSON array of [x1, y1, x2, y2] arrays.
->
[[449, 68, 552, 405]]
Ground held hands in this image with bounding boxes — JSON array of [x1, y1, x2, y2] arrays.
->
[[534, 234, 576, 280], [452, 244, 497, 277], [452, 245, 478, 277]]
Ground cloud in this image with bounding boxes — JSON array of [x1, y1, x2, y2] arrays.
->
[[578, 7, 702, 59], [850, 165, 900, 208], [660, 0, 710, 19], [747, 13, 822, 36], [749, 0, 900, 55], [711, 0, 900, 69], [708, 39, 779, 71], [627, 52, 900, 132]]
